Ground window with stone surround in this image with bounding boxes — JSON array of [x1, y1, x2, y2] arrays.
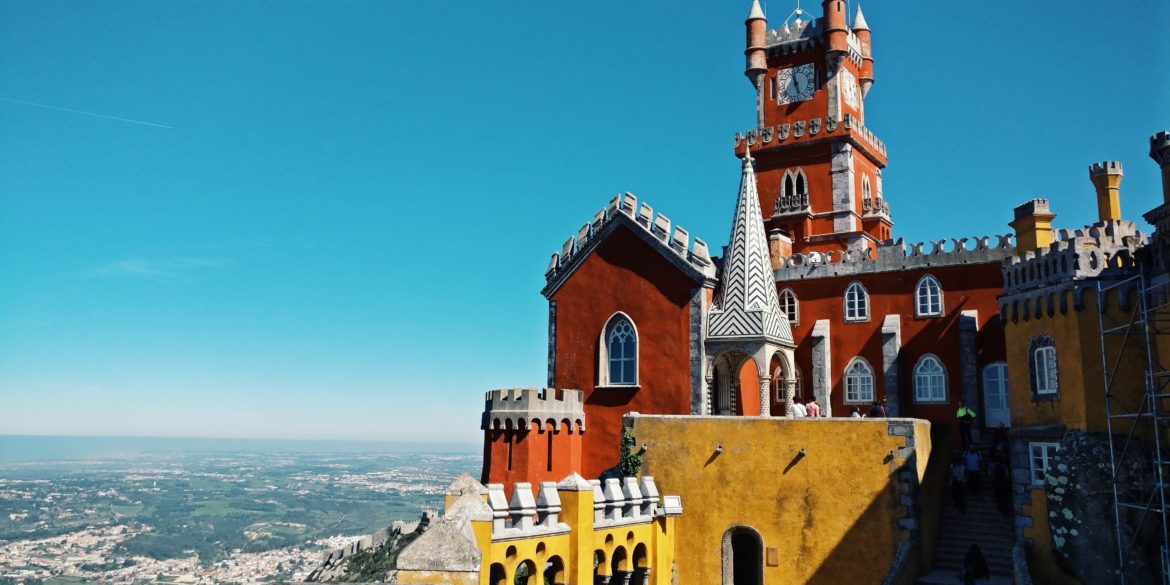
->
[[844, 281, 869, 322], [844, 358, 875, 404], [913, 355, 947, 403], [1029, 334, 1059, 401], [599, 312, 638, 386], [915, 275, 943, 317], [1029, 442, 1060, 485], [778, 288, 799, 325]]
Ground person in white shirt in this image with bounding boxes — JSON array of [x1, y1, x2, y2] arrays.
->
[[791, 400, 807, 417]]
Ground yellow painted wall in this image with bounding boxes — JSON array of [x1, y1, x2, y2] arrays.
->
[[1005, 288, 1149, 435], [1020, 487, 1081, 585], [457, 487, 676, 585], [628, 415, 930, 585]]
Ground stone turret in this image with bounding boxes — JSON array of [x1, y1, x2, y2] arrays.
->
[[1089, 161, 1124, 222], [852, 5, 874, 96], [480, 388, 586, 494], [1151, 131, 1170, 204], [1010, 199, 1056, 252]]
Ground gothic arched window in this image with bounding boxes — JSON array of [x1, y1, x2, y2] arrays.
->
[[915, 275, 943, 317], [844, 281, 869, 322], [778, 288, 799, 325], [844, 358, 875, 404], [600, 313, 638, 386], [862, 175, 872, 200], [913, 355, 947, 403]]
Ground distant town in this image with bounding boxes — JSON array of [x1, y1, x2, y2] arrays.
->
[[0, 443, 479, 584]]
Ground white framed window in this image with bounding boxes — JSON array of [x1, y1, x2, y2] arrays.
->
[[915, 275, 943, 317], [862, 175, 871, 200], [778, 288, 799, 325], [599, 312, 638, 386], [844, 358, 875, 404], [913, 355, 947, 403], [844, 281, 869, 322], [774, 366, 803, 402], [983, 362, 1009, 411], [1032, 345, 1058, 396], [1029, 442, 1060, 486]]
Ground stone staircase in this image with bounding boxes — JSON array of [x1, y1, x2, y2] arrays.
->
[[917, 441, 1015, 585]]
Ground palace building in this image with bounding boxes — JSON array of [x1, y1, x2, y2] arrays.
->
[[380, 2, 1170, 584]]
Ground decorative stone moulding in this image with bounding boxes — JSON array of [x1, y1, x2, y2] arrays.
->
[[732, 114, 886, 157], [774, 234, 1016, 281], [544, 192, 716, 285]]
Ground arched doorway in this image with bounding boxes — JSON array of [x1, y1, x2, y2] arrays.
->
[[721, 526, 763, 585], [708, 350, 760, 416]]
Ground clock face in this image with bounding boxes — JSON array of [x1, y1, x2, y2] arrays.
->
[[777, 64, 815, 104], [840, 68, 858, 109]]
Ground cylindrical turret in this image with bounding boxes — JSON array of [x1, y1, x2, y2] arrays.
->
[[821, 0, 848, 58], [1151, 131, 1170, 204], [1088, 161, 1124, 222], [853, 5, 874, 97], [744, 0, 767, 86]]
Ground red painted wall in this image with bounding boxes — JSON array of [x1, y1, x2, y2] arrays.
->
[[784, 262, 1006, 442], [550, 226, 701, 479]]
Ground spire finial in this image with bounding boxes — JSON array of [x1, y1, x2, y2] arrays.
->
[[743, 143, 754, 169], [852, 4, 870, 31]]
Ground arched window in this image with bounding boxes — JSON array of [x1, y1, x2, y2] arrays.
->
[[778, 288, 799, 325], [915, 275, 943, 317], [862, 175, 872, 200], [600, 313, 638, 386], [1029, 335, 1058, 399], [844, 358, 874, 404], [773, 365, 802, 402], [844, 281, 869, 322], [782, 169, 808, 199], [913, 355, 947, 403]]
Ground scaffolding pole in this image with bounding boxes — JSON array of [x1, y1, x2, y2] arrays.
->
[[1097, 273, 1170, 584]]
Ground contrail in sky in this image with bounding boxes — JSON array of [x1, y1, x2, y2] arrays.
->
[[0, 96, 173, 129]]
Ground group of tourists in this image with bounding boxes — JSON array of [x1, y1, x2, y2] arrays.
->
[[789, 396, 890, 418], [948, 401, 1012, 583]]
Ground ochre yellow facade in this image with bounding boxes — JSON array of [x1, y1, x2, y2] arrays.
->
[[398, 475, 678, 585], [627, 415, 931, 585]]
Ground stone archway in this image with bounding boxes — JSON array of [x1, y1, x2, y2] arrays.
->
[[721, 525, 763, 585]]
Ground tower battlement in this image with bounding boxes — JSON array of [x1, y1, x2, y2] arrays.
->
[[1001, 220, 1145, 297], [481, 388, 585, 432], [1089, 161, 1124, 177], [542, 192, 717, 298]]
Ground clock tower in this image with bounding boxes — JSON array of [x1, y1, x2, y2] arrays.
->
[[740, 0, 890, 256]]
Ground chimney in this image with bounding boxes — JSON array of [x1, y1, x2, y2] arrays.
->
[[1088, 161, 1123, 222], [769, 229, 793, 269], [1151, 131, 1170, 204], [1010, 199, 1056, 252]]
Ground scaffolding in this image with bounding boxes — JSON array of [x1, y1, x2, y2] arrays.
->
[[1097, 272, 1170, 584]]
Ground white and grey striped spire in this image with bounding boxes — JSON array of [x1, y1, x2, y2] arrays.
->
[[707, 146, 793, 343]]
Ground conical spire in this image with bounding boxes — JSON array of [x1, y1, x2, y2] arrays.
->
[[852, 4, 870, 31], [707, 146, 793, 343], [747, 0, 765, 21]]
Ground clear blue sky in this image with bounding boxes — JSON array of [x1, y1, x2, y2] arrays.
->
[[1, 1, 1167, 444]]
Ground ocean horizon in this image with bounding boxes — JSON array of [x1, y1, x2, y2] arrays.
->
[[0, 434, 481, 464]]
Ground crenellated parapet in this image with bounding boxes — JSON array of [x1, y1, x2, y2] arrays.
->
[[396, 473, 682, 585], [736, 113, 886, 161], [998, 221, 1146, 322], [773, 234, 1016, 281], [483, 476, 679, 542], [1001, 220, 1145, 297], [541, 192, 717, 298], [762, 17, 865, 66], [481, 388, 585, 433]]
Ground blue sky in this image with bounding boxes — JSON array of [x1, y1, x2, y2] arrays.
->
[[1, 1, 1167, 444]]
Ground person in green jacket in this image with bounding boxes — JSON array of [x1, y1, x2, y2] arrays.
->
[[957, 400, 977, 448]]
